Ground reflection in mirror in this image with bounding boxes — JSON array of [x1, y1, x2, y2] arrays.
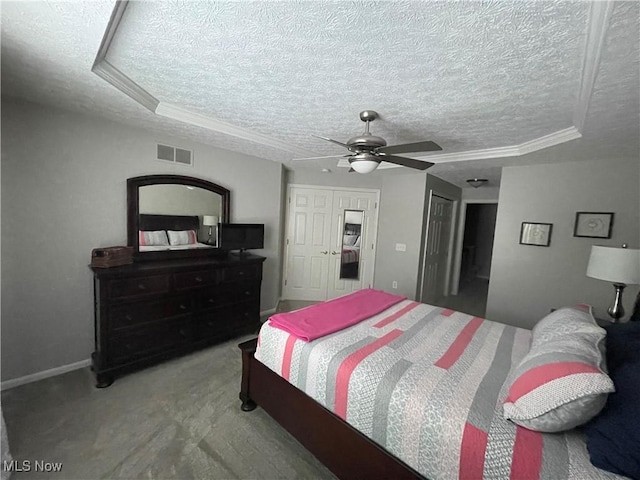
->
[[340, 210, 363, 279], [127, 175, 230, 261], [139, 184, 222, 249]]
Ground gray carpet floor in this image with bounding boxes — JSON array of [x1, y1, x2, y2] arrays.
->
[[1, 333, 335, 479]]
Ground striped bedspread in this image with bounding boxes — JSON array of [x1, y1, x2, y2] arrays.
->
[[256, 300, 623, 480]]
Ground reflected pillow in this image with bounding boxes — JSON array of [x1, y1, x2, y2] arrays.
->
[[503, 306, 614, 432], [167, 230, 198, 246], [343, 234, 358, 246], [139, 230, 169, 246]]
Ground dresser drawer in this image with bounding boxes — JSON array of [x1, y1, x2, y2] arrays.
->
[[108, 320, 190, 363], [109, 275, 170, 300], [194, 311, 229, 342], [222, 264, 261, 282], [174, 269, 219, 290], [200, 281, 260, 308], [109, 297, 192, 331], [226, 301, 261, 335]]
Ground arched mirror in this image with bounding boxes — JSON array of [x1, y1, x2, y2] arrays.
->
[[127, 175, 230, 261]]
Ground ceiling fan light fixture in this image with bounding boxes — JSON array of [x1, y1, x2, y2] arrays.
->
[[466, 178, 488, 188], [350, 154, 380, 174]]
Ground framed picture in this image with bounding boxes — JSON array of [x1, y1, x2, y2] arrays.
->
[[573, 212, 614, 238], [520, 222, 553, 247]]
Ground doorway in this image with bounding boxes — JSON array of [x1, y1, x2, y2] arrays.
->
[[448, 202, 498, 317]]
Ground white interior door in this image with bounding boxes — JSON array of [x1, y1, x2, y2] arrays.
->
[[422, 194, 453, 304], [283, 186, 379, 301], [326, 191, 378, 300], [282, 187, 333, 301]]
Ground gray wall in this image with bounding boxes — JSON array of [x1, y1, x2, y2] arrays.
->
[[1, 97, 285, 382], [285, 167, 383, 189], [486, 158, 640, 329], [373, 173, 428, 299]]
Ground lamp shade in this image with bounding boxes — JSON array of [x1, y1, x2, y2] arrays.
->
[[202, 215, 218, 226], [587, 245, 640, 285]]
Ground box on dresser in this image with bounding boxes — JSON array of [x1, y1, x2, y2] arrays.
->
[[91, 246, 134, 268], [90, 253, 265, 387]]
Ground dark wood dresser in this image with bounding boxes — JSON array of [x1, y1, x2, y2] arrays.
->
[[90, 254, 265, 387]]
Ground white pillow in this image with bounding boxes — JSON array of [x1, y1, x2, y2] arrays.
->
[[138, 230, 169, 246], [343, 234, 358, 246], [167, 230, 198, 246]]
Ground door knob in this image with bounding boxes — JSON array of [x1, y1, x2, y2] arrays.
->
[[331, 251, 339, 255], [321, 251, 328, 254]]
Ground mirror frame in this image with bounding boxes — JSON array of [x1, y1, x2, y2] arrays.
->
[[127, 174, 230, 261]]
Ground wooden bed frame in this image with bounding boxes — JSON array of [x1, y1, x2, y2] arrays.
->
[[239, 338, 423, 479]]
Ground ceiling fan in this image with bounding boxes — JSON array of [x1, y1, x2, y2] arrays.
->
[[294, 110, 442, 173]]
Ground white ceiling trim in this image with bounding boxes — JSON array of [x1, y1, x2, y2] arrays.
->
[[573, 1, 615, 133], [337, 126, 582, 169], [92, 0, 611, 166], [155, 103, 309, 155]]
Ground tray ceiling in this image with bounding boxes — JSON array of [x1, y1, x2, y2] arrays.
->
[[1, 1, 638, 186]]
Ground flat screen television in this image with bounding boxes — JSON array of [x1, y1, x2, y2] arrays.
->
[[219, 223, 265, 254]]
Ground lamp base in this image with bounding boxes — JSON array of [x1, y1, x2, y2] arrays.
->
[[607, 283, 626, 323]]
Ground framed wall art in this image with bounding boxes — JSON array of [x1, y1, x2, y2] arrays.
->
[[520, 222, 552, 247], [573, 212, 614, 239]]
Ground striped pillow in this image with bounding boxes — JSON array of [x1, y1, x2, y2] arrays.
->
[[503, 306, 614, 432], [138, 230, 169, 246], [167, 229, 198, 246]]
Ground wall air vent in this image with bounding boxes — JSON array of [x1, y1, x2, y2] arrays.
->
[[156, 144, 193, 166]]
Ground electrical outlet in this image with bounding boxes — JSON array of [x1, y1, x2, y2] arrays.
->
[[395, 243, 406, 252], [392, 281, 398, 289]]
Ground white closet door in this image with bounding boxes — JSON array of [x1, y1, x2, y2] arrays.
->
[[326, 190, 378, 300], [422, 194, 454, 304], [282, 187, 333, 301]]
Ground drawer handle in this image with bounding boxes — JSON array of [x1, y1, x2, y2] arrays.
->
[[244, 291, 251, 296], [195, 276, 203, 283], [179, 304, 187, 310], [179, 329, 187, 337], [125, 343, 132, 351], [244, 312, 251, 318], [125, 314, 133, 322], [137, 284, 146, 290], [207, 320, 214, 327], [238, 271, 245, 276], [208, 298, 215, 304]]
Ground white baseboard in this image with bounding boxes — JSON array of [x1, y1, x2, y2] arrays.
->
[[260, 307, 276, 317], [1, 359, 91, 391]]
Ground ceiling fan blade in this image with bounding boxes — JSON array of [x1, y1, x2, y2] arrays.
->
[[379, 154, 434, 170], [291, 154, 348, 161], [377, 140, 442, 155], [311, 134, 351, 150]]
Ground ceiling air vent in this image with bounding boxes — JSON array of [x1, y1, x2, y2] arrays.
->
[[156, 144, 193, 166]]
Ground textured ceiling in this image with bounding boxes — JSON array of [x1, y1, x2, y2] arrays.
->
[[1, 1, 638, 188]]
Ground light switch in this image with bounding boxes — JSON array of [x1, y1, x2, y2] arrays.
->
[[395, 243, 406, 252]]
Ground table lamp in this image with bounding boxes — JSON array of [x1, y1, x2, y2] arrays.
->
[[202, 215, 218, 245], [586, 244, 640, 322]]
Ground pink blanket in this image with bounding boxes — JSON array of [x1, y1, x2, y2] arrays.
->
[[269, 289, 407, 341]]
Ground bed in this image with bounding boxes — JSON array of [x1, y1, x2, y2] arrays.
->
[[239, 289, 634, 480], [138, 214, 214, 252]]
